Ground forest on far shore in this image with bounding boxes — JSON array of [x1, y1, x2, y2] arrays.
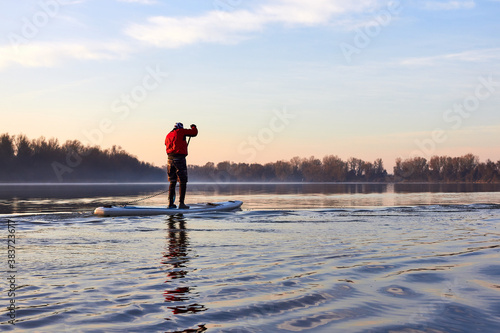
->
[[0, 133, 165, 182], [189, 154, 500, 183], [0, 133, 499, 183]]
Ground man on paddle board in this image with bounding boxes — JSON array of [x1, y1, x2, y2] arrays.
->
[[165, 122, 198, 209]]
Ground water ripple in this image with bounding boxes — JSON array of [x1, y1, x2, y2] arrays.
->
[[3, 204, 500, 332]]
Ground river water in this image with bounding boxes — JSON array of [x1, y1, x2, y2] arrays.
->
[[1, 183, 500, 332]]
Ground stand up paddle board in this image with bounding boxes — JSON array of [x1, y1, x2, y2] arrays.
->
[[94, 200, 243, 217]]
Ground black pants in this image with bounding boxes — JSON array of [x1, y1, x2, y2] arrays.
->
[[167, 158, 188, 204], [167, 157, 188, 183]]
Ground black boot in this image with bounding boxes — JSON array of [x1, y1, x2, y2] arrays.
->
[[178, 183, 189, 209], [168, 181, 177, 209]]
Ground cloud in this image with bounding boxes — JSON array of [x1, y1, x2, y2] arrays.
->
[[421, 1, 475, 10], [0, 42, 131, 70], [400, 48, 500, 66], [126, 10, 266, 48], [259, 0, 371, 25], [125, 0, 388, 48]]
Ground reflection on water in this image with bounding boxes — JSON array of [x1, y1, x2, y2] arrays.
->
[[163, 215, 207, 331], [1, 182, 500, 214], [394, 182, 500, 193], [0, 183, 167, 214], [193, 182, 390, 195]]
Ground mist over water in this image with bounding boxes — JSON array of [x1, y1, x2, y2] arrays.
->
[[1, 183, 500, 332]]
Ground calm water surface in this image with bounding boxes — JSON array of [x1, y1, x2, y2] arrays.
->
[[1, 183, 500, 332]]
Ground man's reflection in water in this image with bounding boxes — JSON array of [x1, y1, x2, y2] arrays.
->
[[163, 215, 207, 324]]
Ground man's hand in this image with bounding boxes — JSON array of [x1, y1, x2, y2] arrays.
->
[[190, 124, 197, 128]]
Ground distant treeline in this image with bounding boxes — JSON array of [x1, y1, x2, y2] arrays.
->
[[394, 154, 500, 182], [189, 156, 388, 182], [0, 133, 166, 182], [1, 133, 499, 183], [190, 155, 500, 183]]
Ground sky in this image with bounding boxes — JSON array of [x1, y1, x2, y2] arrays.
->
[[1, 0, 499, 170]]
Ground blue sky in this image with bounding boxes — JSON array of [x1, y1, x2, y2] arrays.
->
[[1, 0, 499, 169]]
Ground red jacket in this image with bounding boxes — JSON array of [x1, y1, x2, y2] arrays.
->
[[165, 127, 198, 156]]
